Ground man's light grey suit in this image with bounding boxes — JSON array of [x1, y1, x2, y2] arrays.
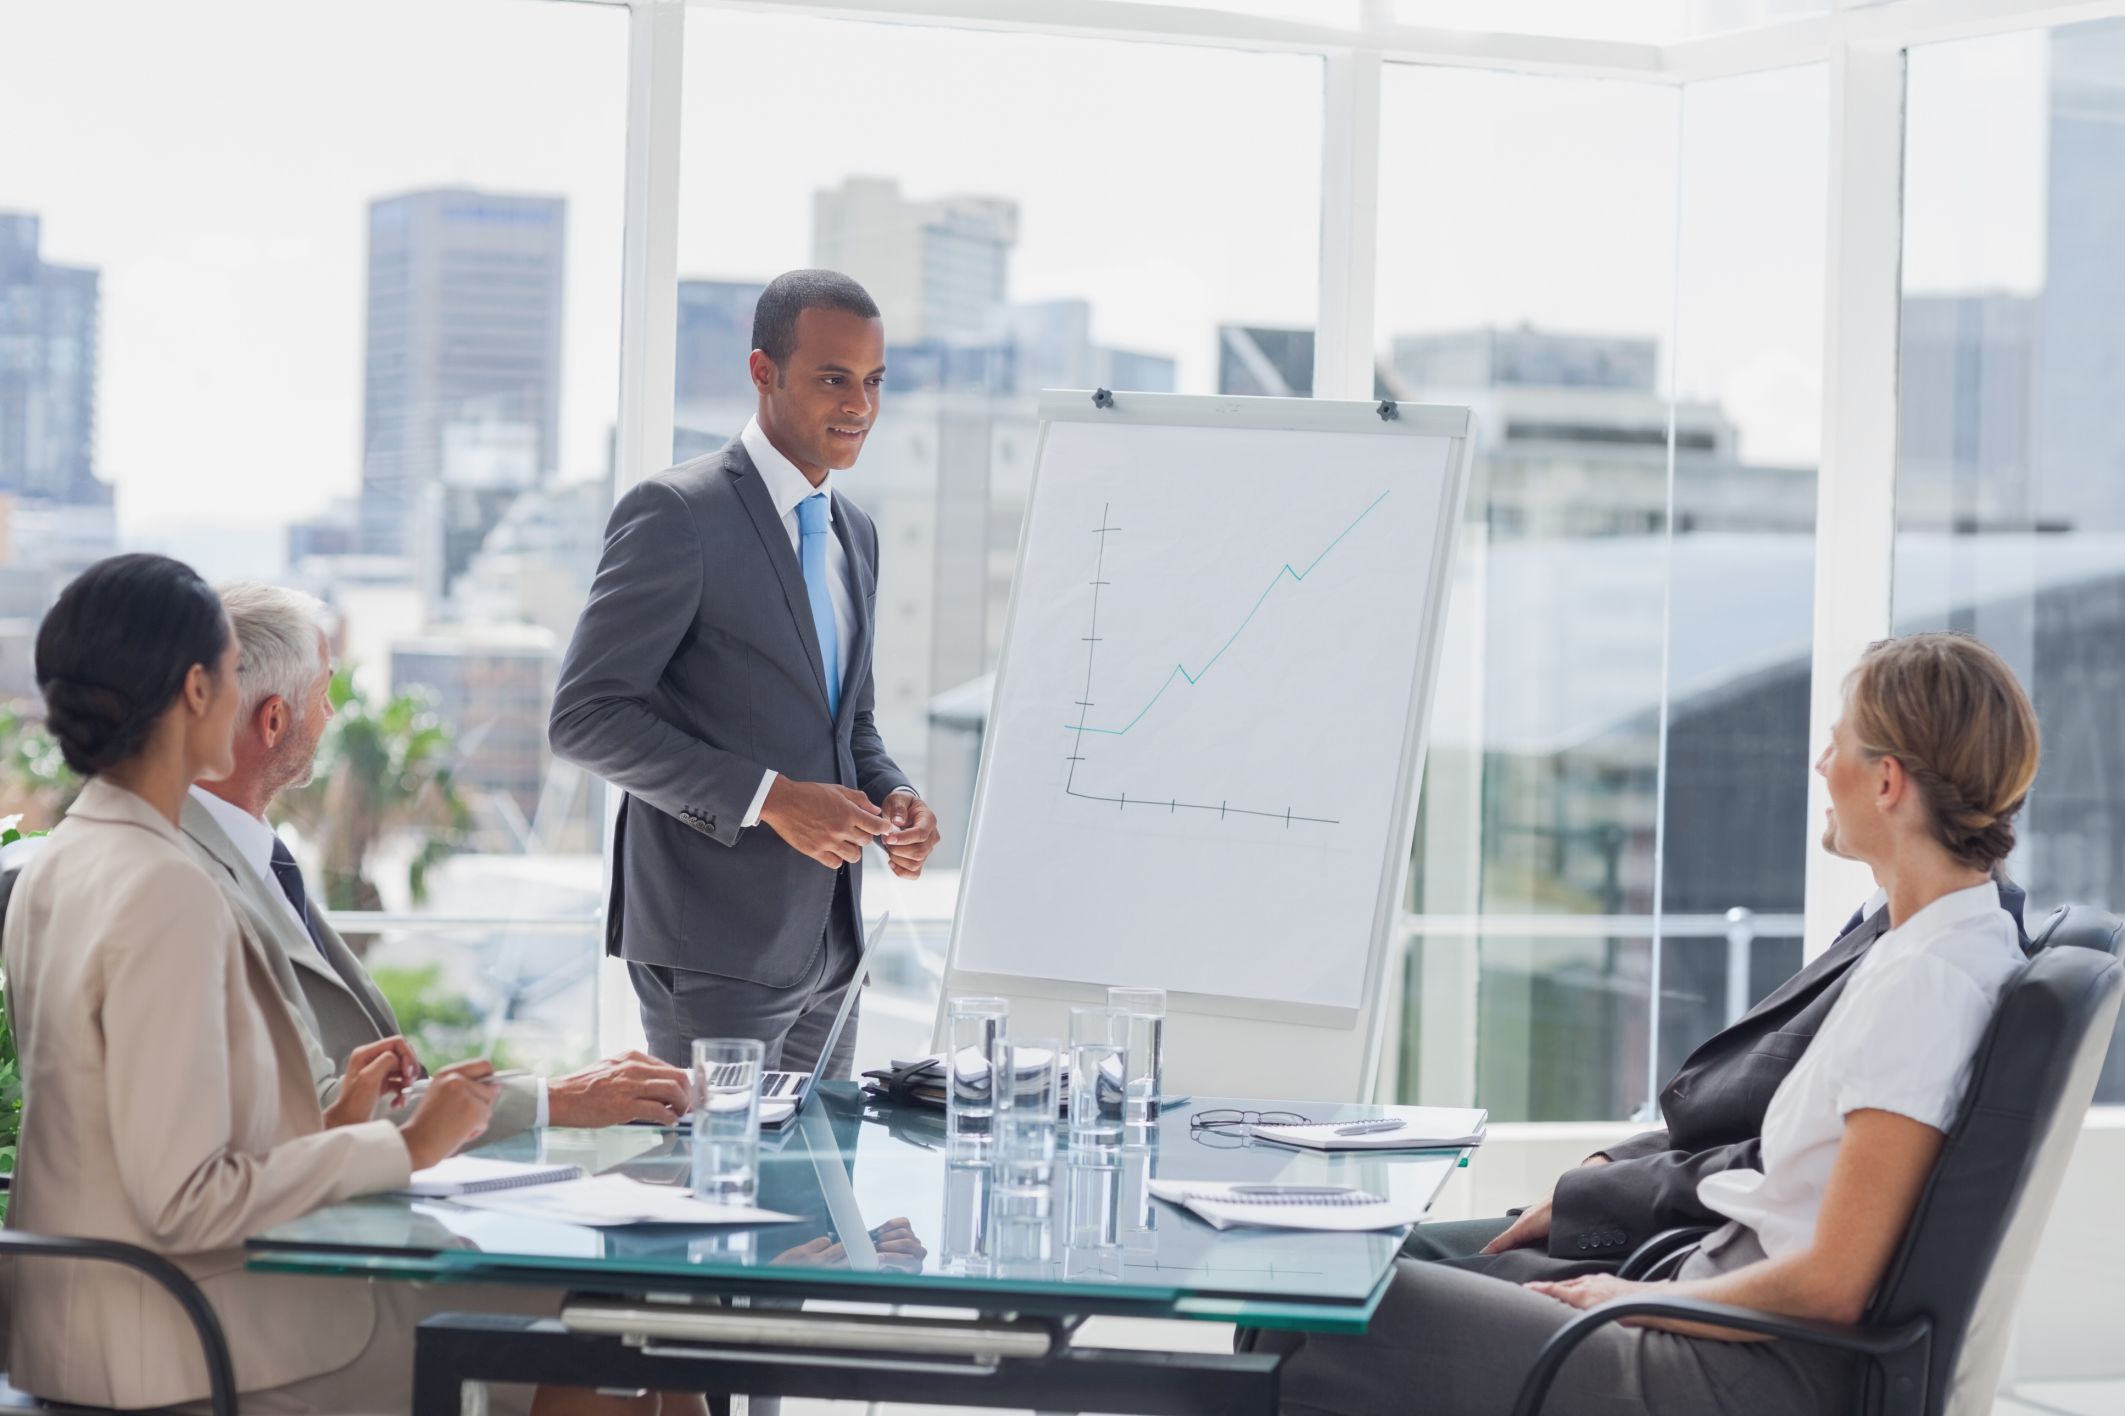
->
[[549, 439, 910, 1060], [179, 795, 542, 1140]]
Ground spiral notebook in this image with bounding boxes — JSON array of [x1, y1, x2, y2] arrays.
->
[[403, 1157, 585, 1198], [1147, 1180, 1429, 1232]]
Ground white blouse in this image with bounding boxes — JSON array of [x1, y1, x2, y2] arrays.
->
[[1697, 879, 2023, 1259]]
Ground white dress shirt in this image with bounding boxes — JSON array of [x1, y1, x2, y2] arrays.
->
[[738, 417, 861, 828], [1698, 879, 2022, 1258], [187, 786, 551, 1125]]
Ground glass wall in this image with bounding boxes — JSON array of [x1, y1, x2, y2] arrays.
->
[[0, 0, 627, 1073], [672, 10, 1324, 1073], [1655, 63, 1827, 1088], [1380, 62, 1827, 1120], [1380, 66, 1680, 1120], [1897, 19, 2125, 1102]]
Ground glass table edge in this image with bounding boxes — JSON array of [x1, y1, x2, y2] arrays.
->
[[244, 1241, 1402, 1333]]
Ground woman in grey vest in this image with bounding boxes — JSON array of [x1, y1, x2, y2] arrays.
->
[[1268, 631, 2041, 1416]]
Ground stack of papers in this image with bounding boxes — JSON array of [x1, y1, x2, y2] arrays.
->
[[1246, 1106, 1488, 1151], [403, 1157, 584, 1197], [452, 1173, 798, 1228], [1147, 1180, 1428, 1233]]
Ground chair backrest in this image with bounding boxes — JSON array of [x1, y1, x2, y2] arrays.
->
[[1865, 928, 2124, 1416], [2026, 903, 2125, 959]]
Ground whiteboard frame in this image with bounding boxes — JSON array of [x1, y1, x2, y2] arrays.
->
[[936, 390, 1473, 1101]]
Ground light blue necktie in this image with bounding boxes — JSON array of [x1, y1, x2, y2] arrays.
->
[[798, 492, 840, 717]]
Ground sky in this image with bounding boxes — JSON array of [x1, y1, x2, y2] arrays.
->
[[0, 0, 2051, 562]]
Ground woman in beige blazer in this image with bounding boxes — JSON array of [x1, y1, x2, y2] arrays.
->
[[4, 555, 694, 1414]]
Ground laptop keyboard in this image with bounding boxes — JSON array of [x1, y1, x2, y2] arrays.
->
[[704, 1062, 805, 1097]]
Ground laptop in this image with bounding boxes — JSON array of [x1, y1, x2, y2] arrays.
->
[[701, 911, 889, 1130]]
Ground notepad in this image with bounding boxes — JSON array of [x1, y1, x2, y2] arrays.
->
[[451, 1173, 798, 1228], [1147, 1180, 1428, 1233], [403, 1157, 585, 1197], [1246, 1106, 1489, 1151]]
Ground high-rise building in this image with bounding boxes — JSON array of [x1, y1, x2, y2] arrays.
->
[[676, 278, 766, 407], [811, 177, 1017, 345], [1004, 299, 1177, 396], [1392, 326, 1659, 393], [1216, 324, 1397, 400], [0, 213, 109, 506], [2035, 19, 2125, 531], [1896, 293, 2040, 532], [390, 624, 558, 846], [359, 189, 567, 593]]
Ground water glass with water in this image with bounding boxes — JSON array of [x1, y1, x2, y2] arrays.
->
[[1106, 986, 1166, 1139], [691, 1037, 763, 1203], [945, 996, 1009, 1158], [993, 1036, 1061, 1194], [1067, 1005, 1129, 1159]]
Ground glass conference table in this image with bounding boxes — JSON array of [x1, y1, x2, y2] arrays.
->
[[248, 1085, 1466, 1414]]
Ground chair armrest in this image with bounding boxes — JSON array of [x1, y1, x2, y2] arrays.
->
[[1509, 1296, 1931, 1416], [0, 1230, 237, 1416], [1616, 1226, 1712, 1281]]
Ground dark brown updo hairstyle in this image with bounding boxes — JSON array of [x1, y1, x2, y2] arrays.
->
[[1843, 632, 2041, 872], [35, 554, 232, 778]]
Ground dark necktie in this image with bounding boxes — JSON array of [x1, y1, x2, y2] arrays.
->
[[269, 837, 330, 957]]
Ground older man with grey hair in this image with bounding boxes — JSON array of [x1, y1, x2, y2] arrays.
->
[[181, 581, 690, 1138]]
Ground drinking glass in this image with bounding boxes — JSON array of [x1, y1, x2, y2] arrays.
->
[[1062, 1150, 1123, 1281], [690, 1037, 763, 1203], [993, 1036, 1061, 1195], [945, 995, 1009, 1158], [1067, 1005, 1129, 1160], [1106, 986, 1167, 1139]]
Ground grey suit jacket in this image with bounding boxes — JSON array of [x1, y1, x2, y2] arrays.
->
[[179, 794, 541, 1141], [550, 439, 912, 986]]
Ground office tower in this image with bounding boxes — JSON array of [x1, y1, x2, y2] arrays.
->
[[672, 278, 767, 461], [390, 624, 558, 846], [2035, 20, 2125, 531], [0, 213, 109, 506], [1392, 327, 1658, 392], [1896, 294, 2039, 532], [676, 277, 766, 408], [358, 188, 566, 597], [1005, 299, 1177, 396], [1215, 324, 1400, 402], [811, 177, 1018, 345]]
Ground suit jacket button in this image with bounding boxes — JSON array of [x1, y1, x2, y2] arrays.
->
[[1576, 1237, 1589, 1251]]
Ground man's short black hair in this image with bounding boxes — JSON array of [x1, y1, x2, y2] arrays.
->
[[752, 269, 881, 366]]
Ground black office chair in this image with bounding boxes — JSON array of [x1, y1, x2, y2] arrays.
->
[[0, 837, 238, 1416], [1511, 918, 2125, 1416]]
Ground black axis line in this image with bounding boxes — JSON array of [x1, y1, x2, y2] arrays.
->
[[1061, 502, 1339, 828]]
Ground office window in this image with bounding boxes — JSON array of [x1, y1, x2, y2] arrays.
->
[[1381, 66, 1679, 1122], [0, 0, 628, 1073], [674, 11, 1323, 1074], [1381, 63, 1826, 1121], [1654, 63, 1826, 1090], [1896, 21, 2125, 1103]]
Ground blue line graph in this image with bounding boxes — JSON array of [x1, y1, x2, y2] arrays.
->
[[1063, 490, 1391, 738]]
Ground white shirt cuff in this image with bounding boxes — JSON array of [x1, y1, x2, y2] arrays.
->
[[535, 1076, 549, 1129], [742, 770, 778, 829]]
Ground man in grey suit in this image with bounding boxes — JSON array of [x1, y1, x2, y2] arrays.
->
[[184, 582, 693, 1140], [550, 269, 941, 1071]]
